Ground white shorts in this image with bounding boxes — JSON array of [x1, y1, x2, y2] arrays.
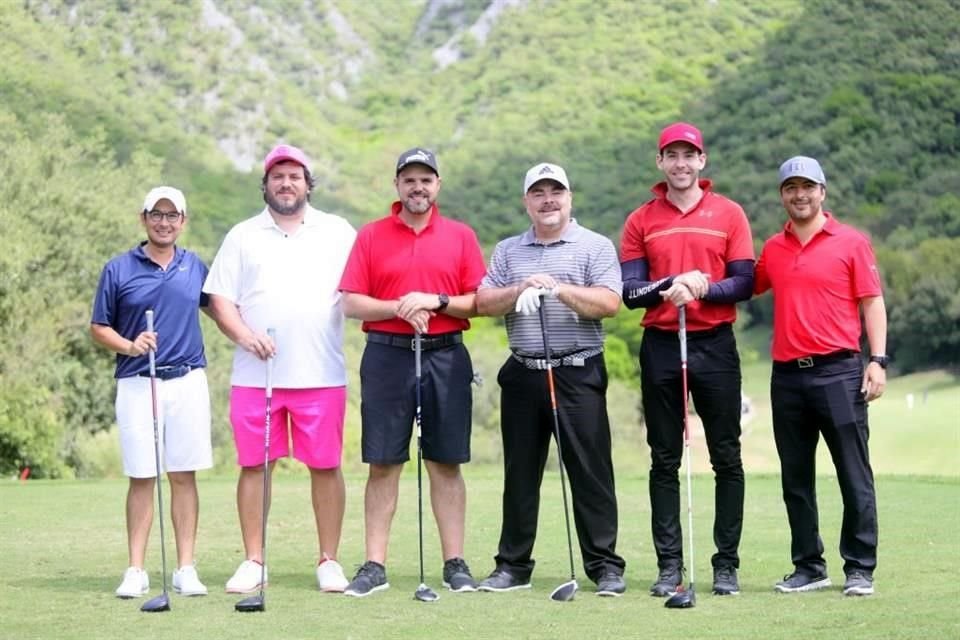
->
[[116, 368, 213, 478]]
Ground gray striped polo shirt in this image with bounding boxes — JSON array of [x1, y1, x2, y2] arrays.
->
[[480, 219, 622, 355]]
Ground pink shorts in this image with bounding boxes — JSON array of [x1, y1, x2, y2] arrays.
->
[[229, 386, 345, 469]]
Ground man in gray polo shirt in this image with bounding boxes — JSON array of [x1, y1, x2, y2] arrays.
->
[[475, 162, 626, 597]]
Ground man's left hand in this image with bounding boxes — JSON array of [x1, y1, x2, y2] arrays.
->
[[861, 362, 886, 402]]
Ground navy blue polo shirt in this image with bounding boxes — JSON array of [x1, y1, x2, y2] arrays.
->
[[91, 243, 209, 379]]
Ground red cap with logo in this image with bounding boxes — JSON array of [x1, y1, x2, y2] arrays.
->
[[658, 122, 704, 153]]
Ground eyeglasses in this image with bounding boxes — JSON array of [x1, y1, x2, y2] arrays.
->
[[145, 210, 183, 223]]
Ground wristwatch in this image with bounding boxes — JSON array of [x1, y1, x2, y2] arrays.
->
[[436, 293, 450, 312], [869, 354, 890, 369]]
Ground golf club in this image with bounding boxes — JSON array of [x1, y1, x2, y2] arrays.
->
[[537, 304, 578, 603], [413, 332, 439, 603], [140, 309, 171, 613], [236, 328, 275, 613], [665, 305, 696, 609]]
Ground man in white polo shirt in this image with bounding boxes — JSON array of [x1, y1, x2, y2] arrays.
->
[[204, 144, 357, 593]]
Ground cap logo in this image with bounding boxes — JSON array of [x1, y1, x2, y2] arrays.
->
[[538, 166, 554, 176], [404, 150, 432, 163], [788, 161, 805, 172], [685, 132, 697, 141]]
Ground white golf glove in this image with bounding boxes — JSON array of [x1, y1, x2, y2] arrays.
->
[[515, 286, 559, 316]]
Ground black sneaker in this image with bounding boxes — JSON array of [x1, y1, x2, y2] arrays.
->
[[442, 557, 478, 592], [344, 561, 389, 598], [712, 566, 740, 595], [596, 571, 626, 597], [477, 567, 531, 592], [650, 566, 682, 597], [842, 571, 874, 596], [774, 570, 831, 593]]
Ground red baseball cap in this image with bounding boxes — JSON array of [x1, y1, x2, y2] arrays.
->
[[263, 144, 311, 175], [658, 122, 704, 153]]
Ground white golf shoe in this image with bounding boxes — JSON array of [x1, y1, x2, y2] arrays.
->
[[115, 567, 149, 598], [316, 559, 349, 592], [225, 560, 267, 593], [172, 565, 208, 596]]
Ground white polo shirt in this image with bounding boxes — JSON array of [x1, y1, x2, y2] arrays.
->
[[204, 206, 356, 388]]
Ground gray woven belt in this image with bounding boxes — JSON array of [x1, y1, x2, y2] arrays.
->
[[511, 348, 603, 370]]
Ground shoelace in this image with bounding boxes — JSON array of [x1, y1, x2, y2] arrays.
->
[[446, 558, 470, 575]]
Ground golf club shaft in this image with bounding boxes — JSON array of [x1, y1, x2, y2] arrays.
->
[[144, 310, 169, 596], [414, 332, 426, 585], [538, 305, 577, 582], [260, 328, 275, 601], [679, 306, 694, 590]]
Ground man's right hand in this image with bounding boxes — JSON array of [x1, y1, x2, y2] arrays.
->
[[239, 330, 276, 360], [673, 270, 711, 299], [126, 331, 157, 356]]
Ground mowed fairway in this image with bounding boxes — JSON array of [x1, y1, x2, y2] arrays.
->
[[2, 470, 958, 640]]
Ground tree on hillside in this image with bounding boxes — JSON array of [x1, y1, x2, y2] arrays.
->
[[0, 112, 159, 477]]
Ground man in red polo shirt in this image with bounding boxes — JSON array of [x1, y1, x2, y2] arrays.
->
[[755, 156, 886, 597], [338, 147, 487, 597], [620, 122, 754, 597]]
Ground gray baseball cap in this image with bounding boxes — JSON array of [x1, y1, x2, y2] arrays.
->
[[779, 156, 826, 186]]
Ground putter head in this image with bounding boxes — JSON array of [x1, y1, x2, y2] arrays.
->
[[140, 592, 170, 613], [664, 585, 696, 609], [549, 579, 578, 602], [235, 594, 266, 612], [414, 584, 439, 602]]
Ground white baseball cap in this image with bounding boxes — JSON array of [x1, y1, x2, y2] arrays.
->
[[142, 186, 187, 214], [523, 162, 570, 194]]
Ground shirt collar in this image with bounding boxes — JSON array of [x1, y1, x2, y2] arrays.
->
[[784, 211, 838, 237], [390, 201, 441, 231], [255, 204, 324, 229], [520, 218, 584, 245], [650, 178, 714, 201]]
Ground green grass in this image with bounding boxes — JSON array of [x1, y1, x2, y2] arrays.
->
[[2, 471, 958, 639]]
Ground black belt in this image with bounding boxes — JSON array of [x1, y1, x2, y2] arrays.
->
[[139, 364, 193, 381], [773, 350, 858, 371], [511, 348, 603, 370], [366, 331, 462, 351]]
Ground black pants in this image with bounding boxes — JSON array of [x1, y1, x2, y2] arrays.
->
[[640, 324, 744, 570], [493, 355, 625, 583], [771, 357, 878, 575]]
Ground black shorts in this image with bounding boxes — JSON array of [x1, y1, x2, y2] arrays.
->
[[359, 341, 474, 465]]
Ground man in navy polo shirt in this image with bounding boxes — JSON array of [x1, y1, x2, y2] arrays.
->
[[755, 156, 886, 597], [91, 186, 212, 599]]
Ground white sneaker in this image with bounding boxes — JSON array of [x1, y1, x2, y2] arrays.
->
[[316, 559, 349, 592], [225, 560, 267, 594], [172, 565, 208, 596], [115, 567, 149, 598]]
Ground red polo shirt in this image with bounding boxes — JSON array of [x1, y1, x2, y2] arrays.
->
[[339, 202, 487, 335], [754, 213, 882, 361], [620, 179, 754, 331]]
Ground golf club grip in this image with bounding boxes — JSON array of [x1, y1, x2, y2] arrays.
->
[[414, 332, 422, 378], [265, 328, 275, 397], [145, 309, 156, 376], [678, 305, 687, 363]]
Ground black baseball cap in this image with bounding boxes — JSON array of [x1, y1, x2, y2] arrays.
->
[[396, 147, 439, 176]]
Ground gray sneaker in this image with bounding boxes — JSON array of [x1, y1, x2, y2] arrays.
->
[[712, 566, 740, 595], [650, 566, 682, 597], [775, 570, 831, 593], [596, 571, 626, 597], [842, 571, 874, 596], [344, 561, 389, 598], [477, 567, 531, 592], [442, 558, 477, 592]]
